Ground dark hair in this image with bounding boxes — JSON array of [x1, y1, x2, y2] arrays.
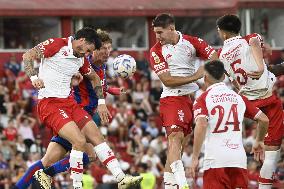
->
[[152, 13, 175, 28], [138, 163, 148, 170], [75, 27, 102, 50], [216, 14, 241, 34], [204, 60, 225, 80], [96, 29, 112, 44]]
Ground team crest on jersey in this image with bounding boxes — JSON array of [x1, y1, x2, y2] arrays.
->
[[193, 108, 201, 118], [178, 110, 185, 122], [151, 52, 161, 64]]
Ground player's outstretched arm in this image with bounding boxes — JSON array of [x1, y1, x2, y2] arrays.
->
[[23, 46, 45, 89], [268, 62, 284, 77], [190, 117, 208, 178]]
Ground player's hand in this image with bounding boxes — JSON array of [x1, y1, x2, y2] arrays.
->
[[251, 140, 265, 162], [71, 73, 83, 86], [189, 157, 199, 178], [97, 104, 112, 124], [120, 87, 127, 94], [32, 79, 45, 89], [194, 66, 205, 80]]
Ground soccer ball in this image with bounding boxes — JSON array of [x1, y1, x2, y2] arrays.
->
[[113, 54, 136, 79]]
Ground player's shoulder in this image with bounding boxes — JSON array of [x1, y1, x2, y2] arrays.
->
[[150, 42, 162, 53], [195, 88, 211, 103], [50, 38, 69, 47], [242, 33, 263, 43], [37, 37, 68, 54]]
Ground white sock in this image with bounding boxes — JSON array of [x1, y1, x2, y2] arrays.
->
[[94, 142, 125, 182], [259, 150, 280, 189], [170, 160, 188, 188], [164, 172, 178, 189], [70, 149, 83, 188]]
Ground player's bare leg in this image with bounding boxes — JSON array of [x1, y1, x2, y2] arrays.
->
[[34, 142, 67, 189], [165, 130, 189, 189], [58, 121, 88, 189], [81, 120, 142, 189], [259, 145, 280, 189]]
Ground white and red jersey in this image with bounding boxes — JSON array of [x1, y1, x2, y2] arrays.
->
[[36, 37, 91, 99], [193, 82, 261, 170], [149, 32, 215, 98], [219, 33, 276, 100]]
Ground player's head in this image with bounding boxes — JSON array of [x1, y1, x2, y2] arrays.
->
[[92, 29, 112, 64], [73, 27, 102, 58], [204, 60, 225, 86], [152, 13, 176, 45], [216, 14, 241, 41]]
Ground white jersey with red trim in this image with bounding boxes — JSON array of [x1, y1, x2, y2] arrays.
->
[[36, 37, 91, 99], [150, 31, 215, 98], [219, 33, 276, 100], [193, 82, 261, 170]]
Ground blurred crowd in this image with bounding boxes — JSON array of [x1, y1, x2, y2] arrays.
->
[[0, 49, 284, 189]]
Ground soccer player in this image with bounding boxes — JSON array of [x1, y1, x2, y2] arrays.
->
[[216, 14, 284, 189], [149, 13, 218, 189], [190, 60, 268, 189], [17, 28, 141, 189]]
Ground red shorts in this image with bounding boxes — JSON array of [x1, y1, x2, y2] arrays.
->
[[203, 168, 248, 189], [160, 96, 193, 136], [250, 94, 284, 146], [37, 97, 92, 135]]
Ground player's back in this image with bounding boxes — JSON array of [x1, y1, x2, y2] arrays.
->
[[219, 34, 275, 100], [195, 82, 247, 170]]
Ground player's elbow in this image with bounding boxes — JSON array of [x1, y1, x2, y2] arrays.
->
[[249, 38, 261, 47], [162, 78, 177, 87]]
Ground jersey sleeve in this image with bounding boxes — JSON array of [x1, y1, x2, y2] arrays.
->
[[243, 33, 264, 48], [184, 35, 216, 60], [79, 57, 92, 75], [193, 94, 209, 121], [36, 38, 67, 58], [241, 95, 262, 120], [149, 44, 169, 75]]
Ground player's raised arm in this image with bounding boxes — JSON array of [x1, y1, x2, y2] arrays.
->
[[23, 46, 45, 89], [247, 36, 265, 79]]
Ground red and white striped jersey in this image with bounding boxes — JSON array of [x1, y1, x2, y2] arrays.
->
[[149, 32, 215, 98], [219, 33, 276, 100], [193, 82, 261, 170], [36, 37, 91, 99]]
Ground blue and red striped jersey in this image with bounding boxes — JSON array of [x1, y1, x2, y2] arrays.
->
[[73, 55, 107, 115]]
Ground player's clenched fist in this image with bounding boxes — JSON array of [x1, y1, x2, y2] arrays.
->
[[30, 75, 45, 89]]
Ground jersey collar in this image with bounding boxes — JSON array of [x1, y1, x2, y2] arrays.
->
[[206, 82, 226, 91], [224, 36, 242, 45]]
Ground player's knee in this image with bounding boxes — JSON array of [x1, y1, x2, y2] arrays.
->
[[71, 134, 87, 150], [41, 155, 55, 167]]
